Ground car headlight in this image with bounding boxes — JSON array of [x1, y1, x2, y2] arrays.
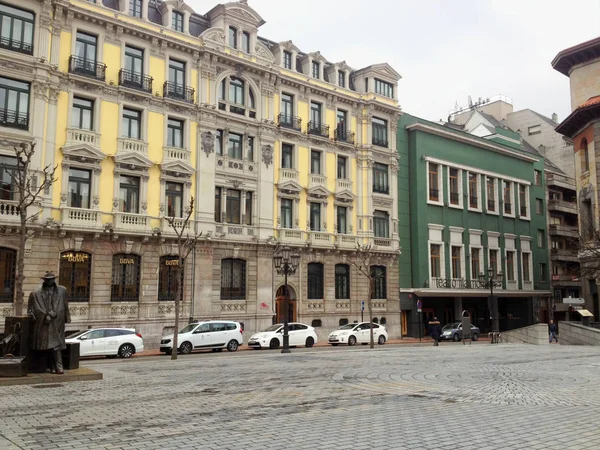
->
[[161, 339, 171, 344], [443, 331, 451, 336]]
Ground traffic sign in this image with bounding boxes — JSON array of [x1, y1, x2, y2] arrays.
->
[[361, 301, 365, 311], [416, 299, 422, 309]]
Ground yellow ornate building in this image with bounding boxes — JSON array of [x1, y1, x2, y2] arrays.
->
[[0, 0, 402, 345]]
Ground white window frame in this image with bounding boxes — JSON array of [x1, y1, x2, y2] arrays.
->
[[521, 251, 533, 289], [517, 184, 531, 221], [502, 180, 515, 218], [485, 176, 499, 216], [447, 166, 463, 209], [428, 224, 445, 287], [467, 171, 481, 212], [426, 161, 443, 206], [450, 244, 465, 281]]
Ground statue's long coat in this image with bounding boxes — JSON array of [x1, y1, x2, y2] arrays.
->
[[27, 285, 71, 351]]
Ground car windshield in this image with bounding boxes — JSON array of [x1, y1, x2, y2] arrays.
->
[[178, 324, 197, 334], [262, 324, 282, 332], [339, 323, 357, 330], [442, 323, 459, 331]]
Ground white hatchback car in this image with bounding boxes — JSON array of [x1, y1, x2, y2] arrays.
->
[[160, 320, 243, 354], [248, 323, 317, 349], [328, 322, 388, 346], [66, 328, 144, 358]]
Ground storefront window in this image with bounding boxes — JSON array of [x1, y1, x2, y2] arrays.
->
[[111, 254, 140, 301], [59, 251, 91, 302]]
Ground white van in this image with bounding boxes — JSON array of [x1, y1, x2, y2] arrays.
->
[[160, 320, 243, 354]]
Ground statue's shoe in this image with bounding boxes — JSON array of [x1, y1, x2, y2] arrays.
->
[[55, 370, 64, 375]]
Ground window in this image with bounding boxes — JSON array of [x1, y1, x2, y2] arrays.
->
[[335, 264, 350, 299], [487, 177, 496, 212], [0, 3, 34, 54], [537, 229, 545, 248], [245, 192, 252, 225], [59, 251, 91, 302], [310, 150, 321, 174], [0, 155, 17, 200], [373, 163, 389, 194], [68, 169, 91, 209], [121, 108, 141, 139], [281, 93, 294, 119], [172, 11, 183, 32], [228, 26, 237, 48], [242, 31, 250, 53], [451, 246, 461, 279], [489, 249, 498, 276], [534, 170, 542, 186], [503, 181, 512, 215], [166, 182, 183, 217], [310, 101, 322, 127], [506, 251, 515, 281], [581, 138, 590, 172], [337, 156, 347, 179], [226, 189, 241, 224], [338, 71, 345, 88], [312, 61, 320, 79], [124, 45, 144, 79], [449, 168, 460, 205], [536, 198, 543, 215], [375, 79, 393, 98], [528, 125, 541, 135], [310, 202, 321, 231], [337, 206, 347, 234], [373, 210, 389, 238], [372, 117, 388, 147], [111, 254, 141, 301], [71, 97, 93, 130], [522, 253, 531, 282], [307, 263, 324, 299], [169, 59, 185, 87], [229, 77, 244, 105], [167, 118, 183, 148], [471, 248, 480, 280], [0, 76, 30, 129], [129, 0, 142, 17], [519, 184, 527, 217], [228, 133, 243, 160], [281, 144, 293, 169], [216, 130, 223, 156], [430, 244, 441, 278], [214, 187, 221, 222], [221, 258, 246, 300], [281, 198, 292, 228], [75, 31, 97, 63], [429, 163, 439, 202], [247, 136, 254, 161], [539, 263, 547, 282], [336, 109, 347, 139], [283, 51, 292, 69], [158, 256, 183, 301], [468, 173, 479, 209], [119, 175, 140, 213], [371, 266, 386, 299], [0, 247, 16, 302]]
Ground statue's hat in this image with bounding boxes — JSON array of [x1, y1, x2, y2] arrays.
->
[[41, 271, 57, 280]]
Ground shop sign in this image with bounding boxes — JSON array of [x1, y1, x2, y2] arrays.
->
[[61, 252, 89, 263], [120, 258, 135, 265]]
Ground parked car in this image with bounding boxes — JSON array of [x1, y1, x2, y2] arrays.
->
[[440, 322, 480, 341], [248, 323, 317, 349], [160, 320, 243, 354], [65, 328, 144, 358], [328, 322, 388, 346]]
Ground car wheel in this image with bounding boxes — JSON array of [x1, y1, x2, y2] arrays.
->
[[331, 343, 339, 346], [305, 337, 314, 348], [472, 333, 479, 341], [179, 341, 192, 355], [348, 336, 357, 346], [452, 333, 460, 342], [227, 340, 239, 352], [118, 343, 135, 358], [269, 338, 280, 350], [378, 335, 386, 345]]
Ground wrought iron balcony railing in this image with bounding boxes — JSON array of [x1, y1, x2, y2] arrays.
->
[[0, 108, 29, 130], [335, 127, 355, 144], [119, 69, 153, 93], [449, 192, 460, 205], [0, 36, 33, 55], [163, 81, 195, 103], [429, 188, 439, 201], [308, 121, 330, 138], [69, 56, 106, 81], [278, 113, 301, 131], [373, 183, 389, 195], [372, 136, 388, 147]]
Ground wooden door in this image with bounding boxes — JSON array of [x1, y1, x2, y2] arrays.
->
[[276, 296, 296, 323]]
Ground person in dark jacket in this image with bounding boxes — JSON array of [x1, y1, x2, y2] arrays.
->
[[428, 317, 442, 346], [549, 320, 558, 344]]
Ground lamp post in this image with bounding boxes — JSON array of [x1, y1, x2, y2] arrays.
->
[[273, 245, 300, 354], [479, 268, 504, 333]]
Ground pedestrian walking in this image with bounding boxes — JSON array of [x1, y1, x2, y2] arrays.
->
[[429, 317, 442, 346], [549, 320, 558, 344]]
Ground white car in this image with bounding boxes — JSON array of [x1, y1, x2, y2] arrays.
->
[[248, 323, 317, 349], [328, 322, 388, 346], [160, 320, 243, 354], [66, 328, 144, 358]]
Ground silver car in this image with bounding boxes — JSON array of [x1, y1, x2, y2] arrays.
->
[[440, 322, 480, 341]]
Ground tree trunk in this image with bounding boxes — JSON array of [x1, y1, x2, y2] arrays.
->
[[15, 208, 27, 316], [369, 279, 374, 349]]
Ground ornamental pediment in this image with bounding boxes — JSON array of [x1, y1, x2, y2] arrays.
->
[[199, 27, 226, 49], [115, 152, 153, 170], [277, 179, 303, 194], [61, 143, 106, 163], [161, 159, 194, 176], [307, 185, 331, 199], [334, 189, 355, 202]]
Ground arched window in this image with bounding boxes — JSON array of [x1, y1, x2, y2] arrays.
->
[[59, 251, 92, 302], [218, 77, 257, 118], [0, 247, 16, 303], [581, 138, 590, 172], [111, 254, 141, 301], [370, 265, 387, 299], [307, 262, 324, 299], [158, 256, 184, 301], [221, 258, 246, 299], [335, 264, 350, 299]]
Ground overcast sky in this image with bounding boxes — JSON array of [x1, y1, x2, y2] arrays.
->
[[187, 0, 600, 122]]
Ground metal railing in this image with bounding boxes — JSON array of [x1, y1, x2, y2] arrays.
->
[[0, 37, 33, 55], [372, 136, 388, 147], [373, 183, 389, 194], [0, 108, 29, 130], [278, 113, 302, 131], [335, 127, 355, 144], [449, 192, 460, 205], [69, 56, 106, 81], [429, 188, 439, 201], [308, 121, 330, 138], [163, 82, 195, 103], [119, 69, 153, 93]]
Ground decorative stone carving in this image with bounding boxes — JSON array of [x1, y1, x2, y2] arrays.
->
[[261, 144, 273, 167], [201, 131, 214, 157]]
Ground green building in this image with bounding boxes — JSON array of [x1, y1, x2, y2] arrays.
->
[[397, 114, 551, 337]]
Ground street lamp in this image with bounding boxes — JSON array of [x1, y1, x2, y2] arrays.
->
[[479, 268, 504, 333], [273, 245, 300, 353]]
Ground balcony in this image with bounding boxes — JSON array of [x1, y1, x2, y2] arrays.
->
[[118, 137, 148, 155], [215, 223, 255, 237], [163, 146, 191, 163], [0, 108, 29, 130], [308, 121, 330, 138], [277, 228, 305, 244], [549, 224, 579, 238], [161, 217, 193, 235], [67, 128, 100, 147], [372, 136, 388, 148], [113, 212, 150, 233], [278, 113, 301, 132], [218, 101, 257, 119], [336, 178, 353, 192], [335, 127, 355, 144], [309, 231, 332, 246], [551, 248, 579, 262], [335, 234, 356, 249], [163, 82, 195, 103], [119, 69, 153, 93], [0, 200, 20, 224], [546, 173, 576, 191], [61, 207, 102, 229], [309, 174, 327, 189], [551, 274, 581, 287], [0, 37, 33, 55], [280, 168, 299, 182], [374, 237, 392, 248], [69, 56, 106, 81], [548, 199, 577, 215]]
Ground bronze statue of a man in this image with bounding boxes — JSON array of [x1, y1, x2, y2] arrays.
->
[[27, 272, 71, 374]]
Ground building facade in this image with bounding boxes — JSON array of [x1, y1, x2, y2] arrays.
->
[[398, 114, 551, 337], [0, 0, 401, 346]]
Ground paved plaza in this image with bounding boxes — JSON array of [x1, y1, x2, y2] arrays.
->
[[1, 343, 600, 449]]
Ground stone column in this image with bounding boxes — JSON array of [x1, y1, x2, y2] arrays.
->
[[454, 297, 463, 321]]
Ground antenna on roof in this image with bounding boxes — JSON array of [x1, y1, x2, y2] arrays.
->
[[468, 95, 473, 107]]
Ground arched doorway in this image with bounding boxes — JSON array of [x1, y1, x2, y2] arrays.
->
[[275, 285, 296, 323]]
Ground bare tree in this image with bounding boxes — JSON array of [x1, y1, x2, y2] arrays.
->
[[164, 196, 200, 361], [346, 243, 384, 349], [0, 142, 56, 316]]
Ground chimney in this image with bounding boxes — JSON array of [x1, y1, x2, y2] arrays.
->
[[552, 113, 558, 123]]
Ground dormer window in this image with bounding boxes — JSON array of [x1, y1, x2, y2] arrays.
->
[[283, 51, 292, 69], [312, 61, 320, 79], [172, 11, 183, 32], [375, 79, 393, 98], [218, 76, 257, 118], [229, 26, 237, 49], [129, 0, 142, 18], [242, 31, 250, 53], [338, 71, 345, 88]]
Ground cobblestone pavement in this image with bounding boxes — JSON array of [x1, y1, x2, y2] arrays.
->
[[1, 344, 600, 450]]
